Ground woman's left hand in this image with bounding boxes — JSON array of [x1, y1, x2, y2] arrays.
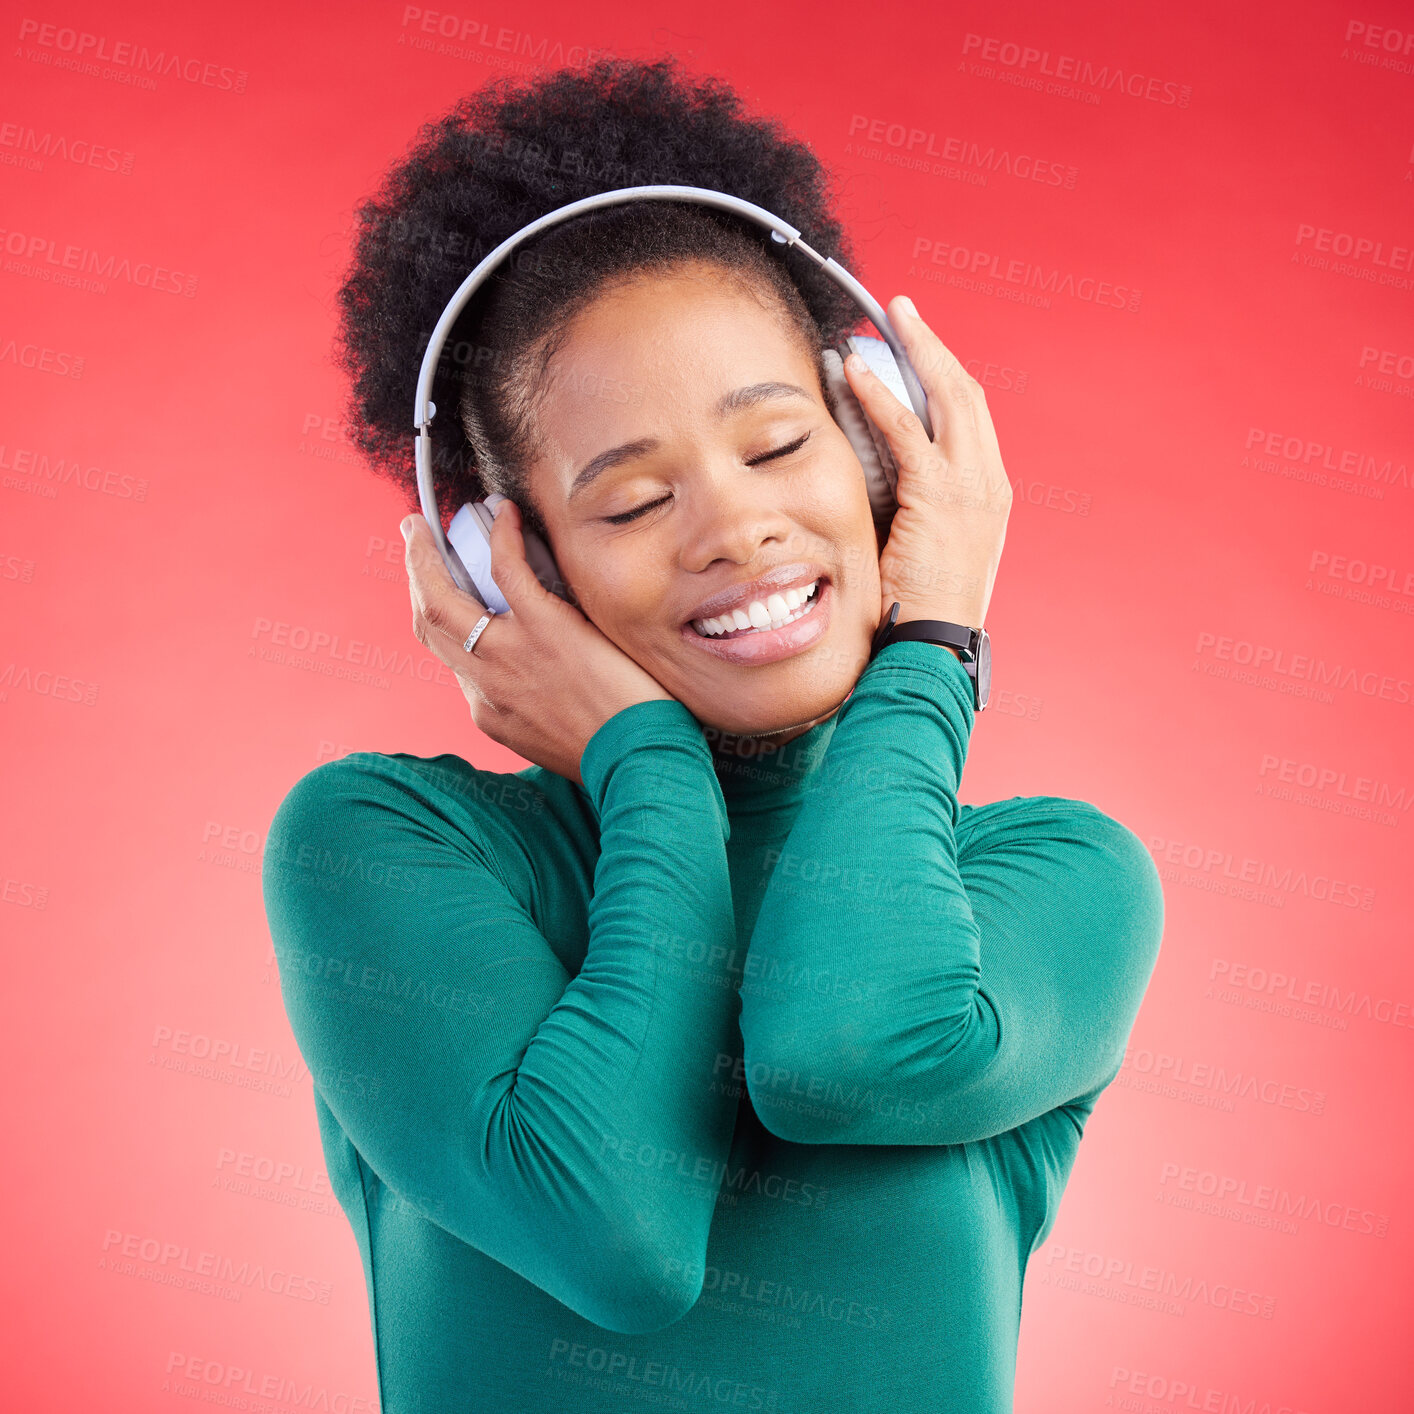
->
[[843, 295, 1012, 631]]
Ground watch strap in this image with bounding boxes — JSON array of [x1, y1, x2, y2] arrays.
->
[[884, 619, 975, 656], [870, 602, 988, 711], [870, 602, 978, 662]]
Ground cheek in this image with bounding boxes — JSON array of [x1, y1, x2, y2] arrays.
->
[[559, 545, 667, 639], [811, 423, 874, 512], [809, 447, 880, 577]]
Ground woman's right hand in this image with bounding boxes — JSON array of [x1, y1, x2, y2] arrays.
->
[[401, 501, 673, 785], [843, 295, 1012, 633]]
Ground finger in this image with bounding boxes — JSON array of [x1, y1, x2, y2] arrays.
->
[[883, 299, 1005, 504], [885, 296, 989, 461], [965, 383, 1009, 502], [913, 344, 1008, 506], [887, 294, 978, 402], [403, 513, 487, 621], [484, 498, 552, 615], [401, 515, 496, 664], [841, 350, 937, 480], [489, 497, 571, 619]]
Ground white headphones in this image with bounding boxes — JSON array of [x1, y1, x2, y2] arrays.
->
[[413, 184, 935, 614]]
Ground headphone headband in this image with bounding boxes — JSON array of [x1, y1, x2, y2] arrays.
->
[[413, 184, 932, 594]]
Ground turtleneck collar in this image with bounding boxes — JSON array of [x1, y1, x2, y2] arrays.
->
[[706, 709, 841, 821]]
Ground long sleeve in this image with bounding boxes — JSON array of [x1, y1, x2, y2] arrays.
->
[[738, 639, 1164, 1147], [261, 699, 743, 1334]]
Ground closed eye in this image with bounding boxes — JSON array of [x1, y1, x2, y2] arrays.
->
[[604, 496, 671, 526], [603, 431, 813, 525], [745, 430, 811, 467]]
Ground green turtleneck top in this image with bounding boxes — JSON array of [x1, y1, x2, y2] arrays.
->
[[262, 639, 1164, 1414]]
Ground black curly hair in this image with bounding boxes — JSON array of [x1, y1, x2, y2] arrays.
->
[[335, 56, 861, 547]]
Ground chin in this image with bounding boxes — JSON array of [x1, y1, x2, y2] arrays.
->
[[682, 673, 854, 747]]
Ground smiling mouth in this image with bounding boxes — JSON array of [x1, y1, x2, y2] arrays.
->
[[689, 579, 824, 638]]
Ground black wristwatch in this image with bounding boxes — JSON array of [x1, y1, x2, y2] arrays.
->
[[870, 601, 991, 711]]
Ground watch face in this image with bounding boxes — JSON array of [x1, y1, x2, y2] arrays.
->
[[975, 629, 991, 710]]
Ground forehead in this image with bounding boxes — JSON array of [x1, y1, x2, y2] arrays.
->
[[527, 266, 818, 483]]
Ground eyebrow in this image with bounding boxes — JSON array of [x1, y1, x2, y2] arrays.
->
[[567, 381, 815, 500]]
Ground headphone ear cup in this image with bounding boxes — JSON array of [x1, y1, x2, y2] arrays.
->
[[446, 502, 508, 614], [446, 495, 573, 614], [822, 347, 897, 531], [519, 525, 574, 606]]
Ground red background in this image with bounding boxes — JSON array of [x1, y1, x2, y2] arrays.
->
[[3, 1, 1411, 1408]]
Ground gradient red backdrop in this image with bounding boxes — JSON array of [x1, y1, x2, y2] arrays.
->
[[3, 1, 1411, 1409]]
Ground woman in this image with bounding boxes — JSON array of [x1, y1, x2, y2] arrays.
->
[[263, 57, 1164, 1413]]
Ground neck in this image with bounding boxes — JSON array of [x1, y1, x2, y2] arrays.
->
[[704, 703, 844, 816], [704, 705, 839, 763]]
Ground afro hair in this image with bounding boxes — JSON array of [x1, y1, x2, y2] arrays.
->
[[334, 55, 861, 543]]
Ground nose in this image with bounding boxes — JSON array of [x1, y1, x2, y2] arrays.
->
[[677, 461, 800, 574]]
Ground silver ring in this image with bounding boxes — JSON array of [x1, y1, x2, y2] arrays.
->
[[462, 612, 493, 655]]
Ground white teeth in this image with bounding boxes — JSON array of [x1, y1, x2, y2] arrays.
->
[[691, 580, 820, 638]]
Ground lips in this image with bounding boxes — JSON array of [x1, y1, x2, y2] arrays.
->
[[679, 577, 833, 666], [699, 576, 827, 637], [682, 564, 831, 627]]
